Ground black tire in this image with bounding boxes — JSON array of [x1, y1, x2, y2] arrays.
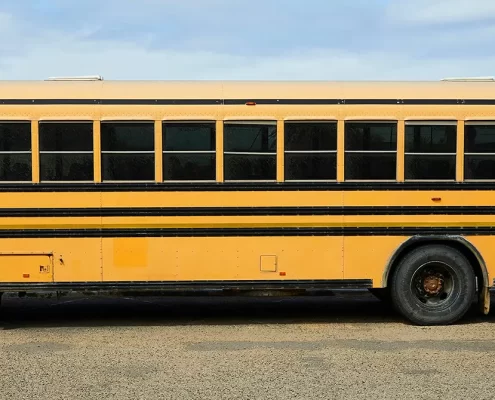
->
[[390, 245, 476, 325]]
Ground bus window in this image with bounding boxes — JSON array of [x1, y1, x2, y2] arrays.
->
[[224, 122, 276, 181], [0, 122, 32, 182], [163, 122, 216, 181], [405, 122, 456, 180], [464, 122, 495, 180], [344, 122, 397, 180], [284, 121, 337, 181], [101, 122, 155, 181], [39, 122, 93, 181]]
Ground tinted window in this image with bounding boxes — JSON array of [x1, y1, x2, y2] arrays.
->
[[224, 123, 276, 180], [163, 123, 215, 151], [284, 122, 337, 180], [224, 124, 276, 153], [405, 125, 456, 153], [164, 154, 215, 181], [40, 154, 93, 181], [101, 123, 154, 152], [39, 123, 93, 151], [405, 155, 456, 180], [224, 155, 276, 181], [465, 125, 495, 153], [102, 154, 155, 181], [101, 122, 154, 181], [0, 122, 31, 181], [465, 124, 495, 179], [405, 123, 456, 180], [39, 122, 93, 181], [0, 123, 31, 151], [285, 154, 337, 180], [465, 155, 495, 180], [344, 122, 397, 180], [163, 122, 216, 181], [345, 123, 397, 151], [346, 153, 396, 180], [285, 122, 336, 151], [0, 154, 31, 181]]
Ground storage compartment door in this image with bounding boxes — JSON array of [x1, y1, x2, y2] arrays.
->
[[0, 253, 54, 283]]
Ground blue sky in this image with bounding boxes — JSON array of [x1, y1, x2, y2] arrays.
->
[[1, 0, 495, 80]]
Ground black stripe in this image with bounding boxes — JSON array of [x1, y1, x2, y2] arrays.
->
[[1, 182, 495, 192], [3, 206, 495, 217], [1, 98, 495, 106], [100, 99, 222, 105], [0, 279, 372, 292], [0, 227, 493, 238]]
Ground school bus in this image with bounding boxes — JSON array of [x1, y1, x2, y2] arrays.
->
[[0, 75, 494, 325]]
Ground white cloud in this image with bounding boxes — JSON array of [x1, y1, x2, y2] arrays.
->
[[1, 9, 495, 81], [386, 0, 495, 24]]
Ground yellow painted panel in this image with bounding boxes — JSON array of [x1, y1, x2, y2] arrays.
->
[[277, 120, 284, 182], [0, 254, 53, 283], [6, 190, 495, 210], [53, 239, 103, 282], [0, 192, 102, 208], [100, 191, 344, 207], [100, 105, 221, 122], [457, 121, 465, 182], [343, 191, 495, 206], [0, 105, 97, 121], [397, 120, 405, 182], [154, 120, 163, 182], [93, 120, 102, 183], [0, 238, 102, 282], [177, 237, 343, 280], [466, 237, 495, 287], [31, 121, 39, 183], [102, 236, 343, 281], [113, 238, 148, 268], [216, 120, 224, 182], [341, 105, 400, 120], [102, 237, 177, 281], [260, 255, 277, 272], [343, 236, 406, 286], [9, 189, 495, 209]]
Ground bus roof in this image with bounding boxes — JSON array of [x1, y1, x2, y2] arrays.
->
[[0, 80, 494, 100]]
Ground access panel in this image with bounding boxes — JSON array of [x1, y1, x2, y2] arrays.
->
[[0, 253, 54, 283]]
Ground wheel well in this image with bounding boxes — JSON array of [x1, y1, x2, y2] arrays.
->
[[384, 238, 487, 291]]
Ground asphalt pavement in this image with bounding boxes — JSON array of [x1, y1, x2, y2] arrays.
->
[[0, 292, 494, 400]]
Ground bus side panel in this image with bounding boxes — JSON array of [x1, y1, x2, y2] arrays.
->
[[465, 237, 494, 287], [101, 236, 344, 282], [343, 236, 408, 287], [0, 238, 103, 283]]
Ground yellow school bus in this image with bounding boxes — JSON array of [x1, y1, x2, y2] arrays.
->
[[0, 75, 494, 325]]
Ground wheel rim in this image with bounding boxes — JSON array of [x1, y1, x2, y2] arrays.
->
[[410, 261, 460, 309]]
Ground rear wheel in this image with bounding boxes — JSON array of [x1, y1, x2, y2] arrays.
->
[[390, 245, 476, 325]]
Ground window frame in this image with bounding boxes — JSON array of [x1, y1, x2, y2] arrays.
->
[[38, 120, 94, 183], [0, 120, 32, 183], [223, 120, 277, 182], [404, 120, 457, 182], [464, 120, 495, 182], [162, 120, 216, 182], [284, 120, 338, 182], [344, 120, 398, 182], [100, 120, 155, 183]]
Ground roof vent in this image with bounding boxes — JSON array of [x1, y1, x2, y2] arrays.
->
[[441, 76, 495, 82], [45, 75, 104, 81]]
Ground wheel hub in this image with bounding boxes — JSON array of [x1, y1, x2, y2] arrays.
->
[[423, 274, 443, 295]]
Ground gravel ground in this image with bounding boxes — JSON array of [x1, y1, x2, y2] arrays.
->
[[0, 292, 494, 400]]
